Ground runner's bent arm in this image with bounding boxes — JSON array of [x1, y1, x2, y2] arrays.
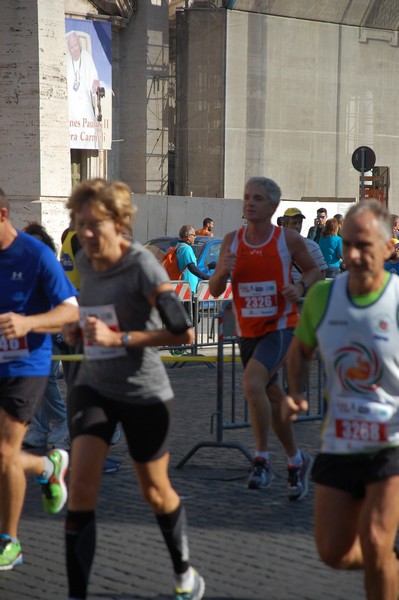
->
[[209, 232, 236, 297], [0, 300, 79, 338], [282, 281, 325, 421], [282, 337, 316, 422], [80, 283, 194, 348]]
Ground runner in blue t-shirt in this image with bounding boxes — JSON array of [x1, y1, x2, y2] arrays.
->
[[0, 189, 79, 570]]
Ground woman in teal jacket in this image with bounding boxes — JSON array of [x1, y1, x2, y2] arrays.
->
[[319, 218, 343, 278]]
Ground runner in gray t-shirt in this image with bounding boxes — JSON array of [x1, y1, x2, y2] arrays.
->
[[62, 179, 205, 600], [76, 243, 174, 403]]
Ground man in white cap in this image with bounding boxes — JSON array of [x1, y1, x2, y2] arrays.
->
[[282, 207, 327, 282]]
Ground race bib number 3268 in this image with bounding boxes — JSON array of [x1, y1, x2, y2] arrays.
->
[[335, 418, 387, 443]]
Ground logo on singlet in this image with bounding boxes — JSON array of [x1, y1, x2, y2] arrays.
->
[[334, 341, 382, 393]]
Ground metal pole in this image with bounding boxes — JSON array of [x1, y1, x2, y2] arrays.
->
[[216, 307, 225, 443], [361, 147, 365, 201]]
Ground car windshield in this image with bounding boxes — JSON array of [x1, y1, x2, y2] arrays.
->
[[192, 240, 207, 259]]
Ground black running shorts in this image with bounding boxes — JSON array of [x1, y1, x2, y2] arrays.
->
[[0, 376, 48, 422], [312, 447, 399, 499], [69, 385, 173, 463], [239, 328, 294, 386]]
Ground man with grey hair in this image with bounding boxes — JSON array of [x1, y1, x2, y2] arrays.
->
[[283, 200, 399, 598], [210, 177, 321, 499], [176, 225, 209, 293]]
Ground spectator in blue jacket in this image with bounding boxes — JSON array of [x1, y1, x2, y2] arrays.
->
[[176, 225, 209, 293], [318, 218, 343, 278]]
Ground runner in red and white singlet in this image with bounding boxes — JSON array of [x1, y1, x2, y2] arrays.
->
[[210, 176, 321, 499]]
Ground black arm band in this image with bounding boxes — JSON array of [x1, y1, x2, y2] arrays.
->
[[156, 291, 193, 334]]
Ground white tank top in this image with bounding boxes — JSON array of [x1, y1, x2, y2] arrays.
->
[[317, 272, 399, 453]]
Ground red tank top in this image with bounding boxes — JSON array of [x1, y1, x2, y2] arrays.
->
[[231, 226, 299, 337]]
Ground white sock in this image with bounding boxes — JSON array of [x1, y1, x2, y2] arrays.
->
[[288, 450, 303, 468], [4, 535, 19, 544], [175, 566, 194, 591], [41, 456, 54, 480]]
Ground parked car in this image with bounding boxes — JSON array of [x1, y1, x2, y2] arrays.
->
[[144, 235, 222, 276]]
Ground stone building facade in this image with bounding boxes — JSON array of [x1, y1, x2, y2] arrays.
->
[[0, 0, 169, 243], [175, 2, 399, 209], [1, 0, 398, 246]]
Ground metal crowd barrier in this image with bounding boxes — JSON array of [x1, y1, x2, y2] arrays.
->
[[193, 281, 233, 351], [176, 300, 324, 468], [170, 280, 193, 320], [163, 280, 233, 363], [176, 301, 253, 468]]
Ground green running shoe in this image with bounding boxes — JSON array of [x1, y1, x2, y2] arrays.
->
[[0, 534, 23, 570], [41, 449, 69, 515]]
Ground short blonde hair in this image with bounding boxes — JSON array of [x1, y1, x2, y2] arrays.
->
[[67, 178, 137, 235]]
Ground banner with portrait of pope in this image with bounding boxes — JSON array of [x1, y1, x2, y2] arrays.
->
[[65, 19, 112, 150]]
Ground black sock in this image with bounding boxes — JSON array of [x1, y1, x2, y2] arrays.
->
[[156, 503, 190, 575], [65, 510, 96, 599]]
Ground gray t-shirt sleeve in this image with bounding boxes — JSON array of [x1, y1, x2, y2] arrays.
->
[[135, 246, 171, 296]]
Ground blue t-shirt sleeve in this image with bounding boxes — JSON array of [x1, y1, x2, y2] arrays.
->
[[38, 245, 77, 307]]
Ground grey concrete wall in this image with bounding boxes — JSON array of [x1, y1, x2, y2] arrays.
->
[[174, 10, 398, 213], [9, 191, 356, 254], [131, 194, 357, 244], [224, 12, 399, 213], [131, 194, 243, 243], [9, 193, 244, 251]]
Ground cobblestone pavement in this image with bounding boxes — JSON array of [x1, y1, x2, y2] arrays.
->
[[0, 361, 365, 600]]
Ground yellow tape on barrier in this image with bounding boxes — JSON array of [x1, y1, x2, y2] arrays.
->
[[164, 355, 241, 363], [52, 355, 84, 361], [52, 354, 241, 363]]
